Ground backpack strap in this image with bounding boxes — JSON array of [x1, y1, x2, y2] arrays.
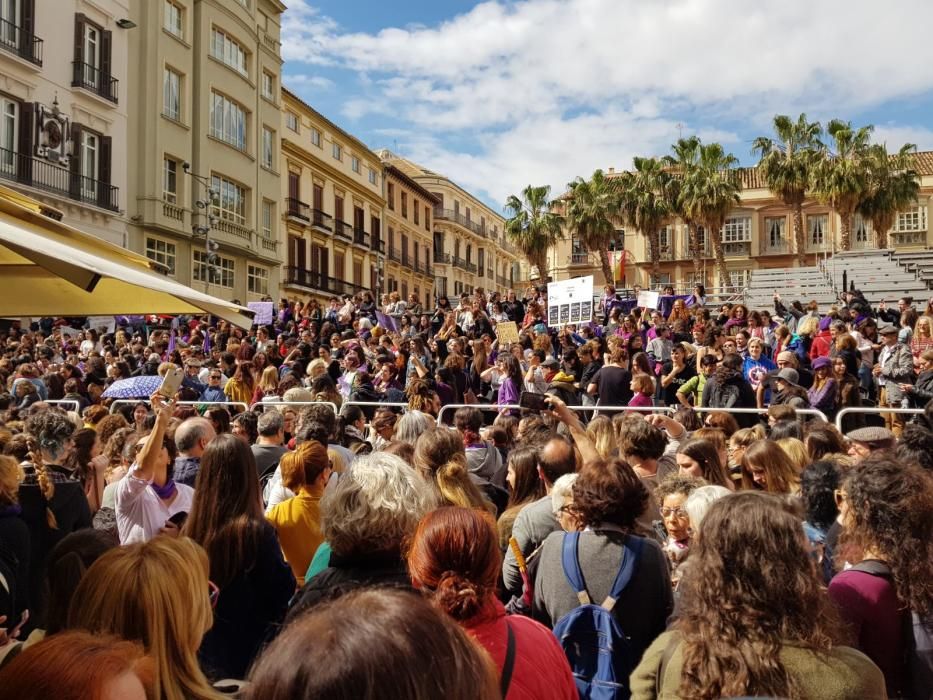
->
[[560, 532, 591, 605], [850, 559, 893, 578], [500, 621, 517, 698], [601, 535, 644, 611]]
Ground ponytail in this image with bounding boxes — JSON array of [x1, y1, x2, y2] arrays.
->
[[436, 570, 483, 619], [27, 436, 58, 530], [435, 459, 493, 514]]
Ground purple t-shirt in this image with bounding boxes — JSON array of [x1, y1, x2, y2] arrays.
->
[[828, 567, 906, 697]]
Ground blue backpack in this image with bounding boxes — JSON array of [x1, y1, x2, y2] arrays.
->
[[552, 532, 644, 700]]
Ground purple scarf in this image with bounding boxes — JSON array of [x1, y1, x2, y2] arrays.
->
[[150, 480, 177, 500]]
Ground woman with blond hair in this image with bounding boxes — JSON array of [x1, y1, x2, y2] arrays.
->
[[413, 427, 493, 514], [585, 415, 617, 460], [910, 314, 933, 360], [251, 365, 281, 405], [741, 439, 801, 495], [67, 537, 224, 700]]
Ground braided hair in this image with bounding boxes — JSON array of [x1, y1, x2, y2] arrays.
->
[[26, 435, 57, 529], [25, 410, 77, 530]]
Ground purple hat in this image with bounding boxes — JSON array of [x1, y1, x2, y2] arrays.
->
[[812, 356, 832, 370], [818, 316, 832, 331]]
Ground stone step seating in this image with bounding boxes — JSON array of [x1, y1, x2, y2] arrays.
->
[[893, 250, 933, 288], [827, 250, 929, 302], [746, 266, 836, 309]]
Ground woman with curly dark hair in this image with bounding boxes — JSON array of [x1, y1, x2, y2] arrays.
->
[[632, 491, 885, 699], [533, 458, 673, 694], [828, 453, 933, 698]]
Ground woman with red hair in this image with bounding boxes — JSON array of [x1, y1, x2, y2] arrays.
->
[[407, 506, 577, 699]]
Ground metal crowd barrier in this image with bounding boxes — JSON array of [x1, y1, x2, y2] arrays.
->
[[690, 406, 829, 423], [435, 403, 674, 426], [342, 401, 408, 411], [109, 400, 249, 415], [835, 406, 925, 432], [250, 400, 339, 415], [44, 399, 81, 412]]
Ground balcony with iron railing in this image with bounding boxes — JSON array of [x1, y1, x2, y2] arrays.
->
[[353, 227, 370, 247], [568, 252, 590, 265], [433, 207, 487, 237], [286, 197, 310, 222], [497, 275, 509, 288], [723, 241, 752, 258], [417, 260, 433, 276], [891, 229, 928, 247], [388, 247, 402, 264], [371, 237, 385, 254], [310, 208, 333, 232], [0, 17, 42, 66], [434, 250, 451, 264], [487, 267, 494, 278], [333, 219, 352, 241], [760, 238, 791, 256], [72, 61, 118, 103], [453, 255, 468, 270], [466, 261, 477, 274], [0, 146, 118, 211], [284, 267, 367, 296], [401, 252, 411, 268], [477, 266, 484, 278]]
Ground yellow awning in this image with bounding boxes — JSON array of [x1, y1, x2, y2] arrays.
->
[[0, 185, 255, 328]]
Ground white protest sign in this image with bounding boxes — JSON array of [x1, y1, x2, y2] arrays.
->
[[87, 316, 116, 333], [546, 275, 593, 327], [637, 290, 660, 310], [247, 301, 275, 326]]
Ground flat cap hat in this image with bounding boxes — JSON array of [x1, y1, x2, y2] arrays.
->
[[878, 324, 898, 335], [846, 426, 896, 443]]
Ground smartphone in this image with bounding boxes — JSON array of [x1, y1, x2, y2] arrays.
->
[[167, 510, 188, 527], [157, 366, 184, 398], [519, 392, 549, 411]]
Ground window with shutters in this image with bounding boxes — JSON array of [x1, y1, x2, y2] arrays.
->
[[163, 67, 181, 121], [210, 91, 246, 150], [73, 14, 115, 103], [211, 28, 247, 77], [80, 130, 98, 199]]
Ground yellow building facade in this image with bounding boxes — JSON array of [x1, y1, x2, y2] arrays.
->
[[380, 151, 523, 300], [280, 88, 384, 304], [382, 163, 438, 309], [126, 0, 286, 302], [0, 0, 130, 246], [547, 155, 933, 290]]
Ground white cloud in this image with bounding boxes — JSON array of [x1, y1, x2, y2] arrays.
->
[[872, 125, 933, 152], [281, 0, 933, 207], [283, 74, 335, 90]]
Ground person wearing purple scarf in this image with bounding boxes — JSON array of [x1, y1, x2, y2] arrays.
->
[[114, 394, 194, 544]]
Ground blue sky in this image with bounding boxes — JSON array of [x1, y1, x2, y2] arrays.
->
[[281, 0, 933, 212]]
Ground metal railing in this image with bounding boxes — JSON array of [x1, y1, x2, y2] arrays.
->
[[433, 207, 488, 237], [834, 407, 924, 432], [690, 406, 828, 422], [434, 251, 452, 264], [0, 146, 119, 211], [760, 239, 791, 256], [334, 219, 353, 240], [568, 253, 590, 265], [286, 197, 310, 222], [284, 267, 368, 296], [44, 399, 81, 412], [311, 208, 333, 231], [0, 17, 42, 65], [388, 247, 402, 263], [372, 237, 385, 254], [435, 403, 674, 425], [353, 227, 370, 247], [72, 61, 118, 103], [108, 400, 249, 415], [250, 400, 339, 415]]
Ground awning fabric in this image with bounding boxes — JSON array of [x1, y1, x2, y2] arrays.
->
[[0, 185, 255, 328]]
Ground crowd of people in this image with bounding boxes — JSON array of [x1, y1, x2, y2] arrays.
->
[[0, 282, 931, 699]]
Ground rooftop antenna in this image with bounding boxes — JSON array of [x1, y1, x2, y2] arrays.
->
[[676, 122, 684, 140]]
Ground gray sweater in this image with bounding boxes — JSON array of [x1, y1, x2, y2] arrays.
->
[[533, 530, 673, 663], [502, 496, 560, 595]]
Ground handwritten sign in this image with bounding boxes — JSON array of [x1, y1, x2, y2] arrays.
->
[[495, 321, 519, 344], [247, 301, 274, 326], [637, 290, 660, 310]]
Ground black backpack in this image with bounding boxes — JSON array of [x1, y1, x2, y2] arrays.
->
[[710, 381, 740, 409]]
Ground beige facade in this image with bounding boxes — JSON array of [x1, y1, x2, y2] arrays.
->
[[547, 155, 933, 290], [126, 0, 285, 303], [380, 151, 523, 300], [0, 0, 129, 245], [280, 88, 385, 304], [382, 164, 437, 309]]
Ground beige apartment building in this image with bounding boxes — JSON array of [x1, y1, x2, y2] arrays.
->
[[382, 163, 438, 309], [548, 155, 933, 291], [126, 0, 285, 303], [0, 0, 129, 245], [280, 88, 385, 305], [380, 151, 523, 301]]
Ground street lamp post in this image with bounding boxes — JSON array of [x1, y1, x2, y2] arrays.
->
[[183, 163, 221, 289]]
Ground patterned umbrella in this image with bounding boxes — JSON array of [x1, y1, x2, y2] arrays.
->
[[101, 375, 163, 399]]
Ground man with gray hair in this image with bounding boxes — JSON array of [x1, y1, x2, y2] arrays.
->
[[174, 417, 216, 487], [252, 410, 289, 478]]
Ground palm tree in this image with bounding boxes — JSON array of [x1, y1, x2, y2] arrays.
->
[[810, 120, 873, 251], [752, 114, 822, 265], [616, 157, 673, 286], [858, 143, 920, 249], [503, 185, 564, 282], [682, 143, 741, 290], [663, 136, 703, 279], [564, 169, 621, 285]]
